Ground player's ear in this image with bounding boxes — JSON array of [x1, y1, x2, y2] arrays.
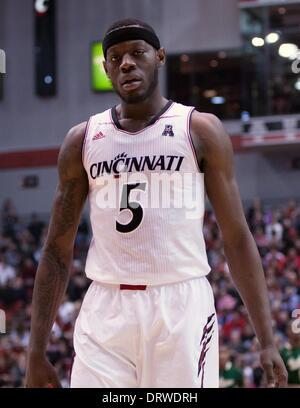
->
[[103, 60, 110, 77], [156, 48, 166, 67]]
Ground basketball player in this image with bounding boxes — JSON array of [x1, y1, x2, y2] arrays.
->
[[25, 19, 287, 388]]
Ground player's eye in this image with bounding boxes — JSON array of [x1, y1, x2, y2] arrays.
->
[[134, 50, 145, 56], [110, 55, 119, 63]]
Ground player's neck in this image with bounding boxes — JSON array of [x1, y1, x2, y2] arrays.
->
[[118, 90, 168, 121]]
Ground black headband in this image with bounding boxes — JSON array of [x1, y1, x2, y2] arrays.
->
[[103, 25, 161, 59]]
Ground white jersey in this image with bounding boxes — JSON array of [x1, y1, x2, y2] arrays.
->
[[82, 101, 211, 285]]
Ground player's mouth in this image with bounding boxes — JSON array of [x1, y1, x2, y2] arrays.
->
[[121, 77, 142, 91]]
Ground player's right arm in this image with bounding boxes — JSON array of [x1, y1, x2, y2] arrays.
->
[[25, 122, 88, 388]]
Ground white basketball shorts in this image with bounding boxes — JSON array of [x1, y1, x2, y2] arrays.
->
[[70, 276, 219, 388]]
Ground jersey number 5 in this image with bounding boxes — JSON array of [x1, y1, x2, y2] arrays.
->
[[116, 182, 147, 233]]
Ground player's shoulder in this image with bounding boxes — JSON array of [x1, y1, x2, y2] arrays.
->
[[59, 121, 87, 156], [191, 110, 224, 136], [62, 108, 110, 154], [58, 121, 87, 168], [191, 110, 230, 147], [66, 121, 87, 144]]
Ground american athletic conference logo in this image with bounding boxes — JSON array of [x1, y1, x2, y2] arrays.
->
[[162, 124, 174, 137]]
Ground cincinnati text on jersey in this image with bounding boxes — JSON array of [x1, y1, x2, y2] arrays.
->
[[89, 153, 185, 179]]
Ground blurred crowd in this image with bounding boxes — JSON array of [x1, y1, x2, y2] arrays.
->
[[0, 197, 299, 387]]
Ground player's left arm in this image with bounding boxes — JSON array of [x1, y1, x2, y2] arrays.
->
[[190, 111, 288, 388]]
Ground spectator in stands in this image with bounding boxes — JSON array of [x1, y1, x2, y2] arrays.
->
[[219, 346, 244, 388], [27, 213, 45, 245], [280, 324, 300, 387], [265, 211, 283, 245], [0, 249, 16, 286], [0, 197, 299, 387], [1, 199, 19, 239]]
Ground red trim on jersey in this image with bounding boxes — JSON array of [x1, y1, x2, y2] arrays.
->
[[109, 101, 175, 135], [198, 313, 215, 387], [81, 117, 92, 168], [120, 284, 147, 290], [69, 352, 76, 386], [186, 107, 201, 173], [157, 115, 179, 119]]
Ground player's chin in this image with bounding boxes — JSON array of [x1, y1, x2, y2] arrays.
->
[[119, 89, 147, 104]]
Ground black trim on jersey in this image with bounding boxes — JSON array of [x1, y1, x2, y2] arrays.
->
[[81, 117, 92, 169], [111, 100, 173, 132], [188, 109, 204, 173]]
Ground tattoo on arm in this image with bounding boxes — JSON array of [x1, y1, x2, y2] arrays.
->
[[32, 243, 69, 350], [52, 178, 78, 236], [30, 174, 85, 352]]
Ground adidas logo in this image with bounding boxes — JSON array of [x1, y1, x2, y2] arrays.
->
[[92, 131, 105, 141]]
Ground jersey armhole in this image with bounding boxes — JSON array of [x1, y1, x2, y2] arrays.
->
[[81, 116, 92, 169], [186, 108, 204, 173]]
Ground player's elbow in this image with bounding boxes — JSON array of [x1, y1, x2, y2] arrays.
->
[[222, 224, 252, 252]]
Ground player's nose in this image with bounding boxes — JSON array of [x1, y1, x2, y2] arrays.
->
[[120, 53, 136, 72]]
